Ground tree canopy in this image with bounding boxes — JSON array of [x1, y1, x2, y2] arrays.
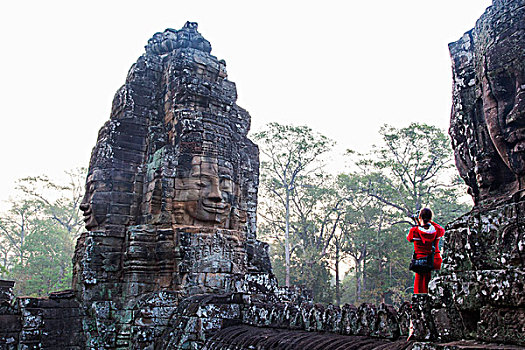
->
[[0, 168, 86, 296]]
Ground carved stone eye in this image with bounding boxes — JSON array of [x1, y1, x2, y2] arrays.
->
[[220, 179, 233, 191]]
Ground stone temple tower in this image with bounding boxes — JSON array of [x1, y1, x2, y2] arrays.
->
[[72, 21, 273, 348]]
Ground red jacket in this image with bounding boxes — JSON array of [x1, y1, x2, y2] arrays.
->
[[407, 221, 445, 260]]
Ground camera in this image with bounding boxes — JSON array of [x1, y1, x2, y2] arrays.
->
[[409, 213, 420, 225]]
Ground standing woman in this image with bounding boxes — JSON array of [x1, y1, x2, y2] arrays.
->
[[407, 208, 445, 294]]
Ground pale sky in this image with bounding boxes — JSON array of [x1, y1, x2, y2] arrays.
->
[[0, 0, 492, 206]]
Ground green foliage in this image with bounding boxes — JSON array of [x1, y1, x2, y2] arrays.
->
[[362, 123, 470, 220], [269, 240, 334, 303], [0, 168, 86, 296], [0, 198, 41, 265], [9, 217, 74, 296], [258, 171, 336, 302]]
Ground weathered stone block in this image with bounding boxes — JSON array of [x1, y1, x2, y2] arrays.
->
[[410, 294, 436, 341], [375, 303, 400, 339], [397, 302, 411, 337], [355, 303, 377, 336], [430, 308, 465, 341], [477, 306, 525, 346], [444, 205, 524, 273], [0, 314, 21, 332], [340, 304, 359, 336]]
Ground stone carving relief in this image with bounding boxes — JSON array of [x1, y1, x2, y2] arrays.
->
[[172, 155, 245, 229], [69, 21, 269, 348], [481, 26, 525, 180], [449, 0, 525, 205]]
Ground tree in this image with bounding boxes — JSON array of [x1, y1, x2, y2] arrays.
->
[[0, 168, 86, 296], [0, 198, 41, 265], [0, 236, 13, 276], [9, 215, 75, 295], [16, 168, 86, 238], [307, 175, 356, 306], [335, 171, 415, 306], [255, 122, 468, 305], [334, 172, 384, 304], [359, 123, 469, 223], [253, 123, 334, 287]]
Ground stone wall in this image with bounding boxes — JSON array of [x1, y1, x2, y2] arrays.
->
[[0, 282, 83, 350], [0, 280, 19, 349]]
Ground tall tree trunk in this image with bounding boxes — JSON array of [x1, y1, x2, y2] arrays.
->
[[355, 257, 361, 302], [285, 188, 291, 287], [376, 215, 383, 301], [335, 242, 340, 306], [362, 244, 367, 295], [20, 215, 25, 264]]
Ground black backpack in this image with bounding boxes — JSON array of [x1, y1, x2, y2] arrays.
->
[[409, 231, 437, 274]]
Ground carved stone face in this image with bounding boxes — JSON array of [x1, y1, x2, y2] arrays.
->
[[474, 156, 498, 190], [79, 173, 108, 230], [172, 156, 235, 227], [482, 30, 525, 175]]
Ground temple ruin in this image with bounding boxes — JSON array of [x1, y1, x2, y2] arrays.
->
[[1, 0, 524, 348]]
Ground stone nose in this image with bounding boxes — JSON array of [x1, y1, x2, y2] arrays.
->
[[207, 180, 223, 202]]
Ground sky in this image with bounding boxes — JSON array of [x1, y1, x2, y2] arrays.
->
[[0, 0, 493, 206]]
